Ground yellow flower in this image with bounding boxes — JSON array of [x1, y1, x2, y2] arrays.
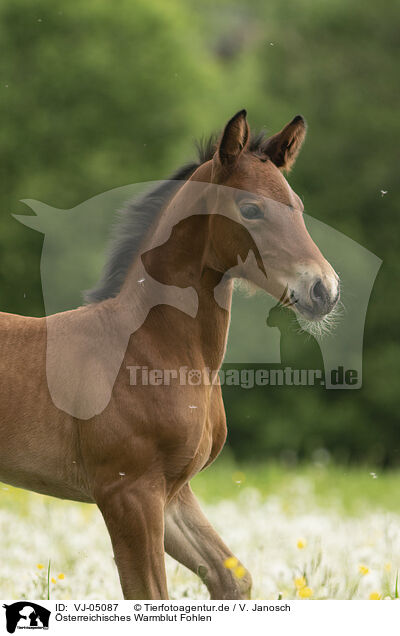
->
[[294, 576, 306, 589], [298, 586, 313, 598], [297, 539, 307, 549], [58, 573, 65, 580], [384, 562, 392, 572], [36, 564, 44, 570], [233, 565, 246, 579], [224, 557, 239, 570], [369, 592, 381, 600], [359, 565, 369, 576], [51, 577, 56, 584]]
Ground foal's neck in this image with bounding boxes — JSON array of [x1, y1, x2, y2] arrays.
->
[[117, 177, 234, 371]]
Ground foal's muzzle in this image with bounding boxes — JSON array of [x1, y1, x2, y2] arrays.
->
[[292, 276, 340, 320]]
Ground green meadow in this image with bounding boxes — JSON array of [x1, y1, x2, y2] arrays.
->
[[1, 461, 399, 600]]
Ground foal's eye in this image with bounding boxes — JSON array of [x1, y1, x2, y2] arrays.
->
[[239, 203, 263, 220]]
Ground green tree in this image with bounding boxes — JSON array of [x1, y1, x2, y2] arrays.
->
[[0, 0, 223, 315]]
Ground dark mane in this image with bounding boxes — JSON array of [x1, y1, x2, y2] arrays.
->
[[84, 131, 268, 304]]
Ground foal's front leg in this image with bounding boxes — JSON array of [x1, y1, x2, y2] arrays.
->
[[96, 483, 168, 599], [165, 483, 252, 599]]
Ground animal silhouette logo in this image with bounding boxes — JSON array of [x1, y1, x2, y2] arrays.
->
[[14, 181, 382, 401], [2, 602, 50, 633]]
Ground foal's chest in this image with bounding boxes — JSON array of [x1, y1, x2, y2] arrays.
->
[[187, 382, 227, 477]]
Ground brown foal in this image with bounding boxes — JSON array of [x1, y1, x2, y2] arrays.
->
[[0, 110, 339, 599]]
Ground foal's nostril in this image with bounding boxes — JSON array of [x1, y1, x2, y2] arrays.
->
[[311, 279, 325, 302], [310, 278, 333, 314]]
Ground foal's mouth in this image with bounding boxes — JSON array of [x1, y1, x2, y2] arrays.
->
[[293, 296, 343, 342], [270, 283, 341, 335], [277, 284, 342, 338], [292, 296, 340, 321], [286, 284, 340, 321], [295, 303, 327, 321]]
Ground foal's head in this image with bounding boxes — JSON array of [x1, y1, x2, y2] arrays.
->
[[194, 110, 340, 322]]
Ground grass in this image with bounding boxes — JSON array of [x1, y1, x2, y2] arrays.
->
[[0, 458, 399, 600], [192, 453, 400, 515]]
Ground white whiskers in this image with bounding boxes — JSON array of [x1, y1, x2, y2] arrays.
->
[[296, 300, 345, 340]]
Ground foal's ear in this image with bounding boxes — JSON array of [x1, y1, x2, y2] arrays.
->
[[216, 109, 250, 169], [262, 115, 307, 172]]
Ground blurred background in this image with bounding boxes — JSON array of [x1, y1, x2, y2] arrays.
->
[[0, 0, 399, 467]]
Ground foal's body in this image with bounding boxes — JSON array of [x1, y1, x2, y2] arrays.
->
[[0, 111, 339, 599], [0, 257, 235, 598]]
